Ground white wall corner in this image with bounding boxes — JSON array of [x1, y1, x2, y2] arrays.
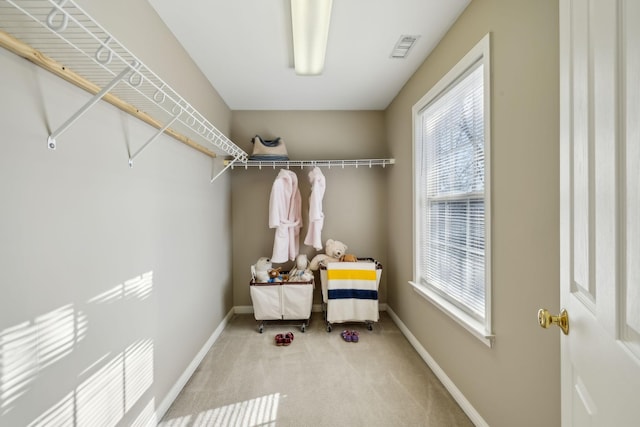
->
[[385, 306, 489, 427]]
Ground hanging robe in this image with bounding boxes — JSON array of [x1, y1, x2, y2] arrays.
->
[[269, 169, 302, 263], [303, 166, 326, 250]]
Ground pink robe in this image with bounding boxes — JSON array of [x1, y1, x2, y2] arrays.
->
[[269, 169, 302, 263], [304, 167, 325, 250]]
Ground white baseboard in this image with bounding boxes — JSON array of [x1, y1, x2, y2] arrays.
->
[[385, 306, 488, 427], [234, 305, 254, 314], [154, 308, 235, 424]]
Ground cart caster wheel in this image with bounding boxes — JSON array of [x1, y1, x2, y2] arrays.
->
[[301, 324, 306, 333], [326, 324, 332, 332], [367, 323, 373, 331], [258, 326, 264, 334]]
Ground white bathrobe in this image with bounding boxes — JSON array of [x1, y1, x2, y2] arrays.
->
[[303, 167, 325, 250], [269, 169, 302, 263]]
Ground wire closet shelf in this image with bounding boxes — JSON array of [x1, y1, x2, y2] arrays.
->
[[224, 158, 396, 169], [0, 0, 249, 166]]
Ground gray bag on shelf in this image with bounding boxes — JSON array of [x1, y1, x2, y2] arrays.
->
[[249, 135, 289, 161]]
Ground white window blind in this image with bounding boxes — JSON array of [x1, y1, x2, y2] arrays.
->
[[419, 62, 486, 320]]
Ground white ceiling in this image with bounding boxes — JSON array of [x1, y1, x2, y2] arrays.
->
[[147, 0, 471, 111]]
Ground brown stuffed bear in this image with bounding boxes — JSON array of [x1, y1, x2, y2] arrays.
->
[[340, 254, 358, 262]]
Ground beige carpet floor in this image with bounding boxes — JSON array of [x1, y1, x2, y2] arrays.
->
[[159, 311, 473, 427]]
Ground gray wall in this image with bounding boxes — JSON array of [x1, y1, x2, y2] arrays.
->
[[230, 111, 389, 307], [0, 0, 233, 425], [385, 0, 561, 426]]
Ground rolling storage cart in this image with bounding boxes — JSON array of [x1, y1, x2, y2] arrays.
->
[[320, 258, 382, 332], [249, 276, 314, 333]]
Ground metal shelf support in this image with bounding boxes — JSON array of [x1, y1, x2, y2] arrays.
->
[[47, 64, 135, 150], [129, 109, 182, 167], [211, 158, 238, 183]]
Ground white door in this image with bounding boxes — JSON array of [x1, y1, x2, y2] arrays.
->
[[558, 0, 640, 425]]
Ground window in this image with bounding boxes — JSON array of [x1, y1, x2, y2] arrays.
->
[[411, 34, 492, 346]]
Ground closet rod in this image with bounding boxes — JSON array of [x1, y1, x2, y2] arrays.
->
[[0, 29, 217, 158]]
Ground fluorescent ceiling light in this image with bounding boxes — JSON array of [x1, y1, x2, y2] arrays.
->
[[291, 0, 333, 75]]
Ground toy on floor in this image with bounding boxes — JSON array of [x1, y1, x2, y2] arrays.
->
[[309, 239, 348, 270], [287, 254, 314, 282]]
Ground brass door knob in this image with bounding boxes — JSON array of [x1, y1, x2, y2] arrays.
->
[[538, 308, 569, 335]]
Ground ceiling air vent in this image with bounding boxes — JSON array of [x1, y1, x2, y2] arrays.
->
[[390, 35, 420, 59]]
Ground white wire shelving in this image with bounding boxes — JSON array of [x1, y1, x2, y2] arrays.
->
[[0, 0, 248, 171], [223, 158, 395, 170]]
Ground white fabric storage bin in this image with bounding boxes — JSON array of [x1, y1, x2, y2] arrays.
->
[[319, 258, 382, 329], [282, 283, 314, 320], [249, 278, 314, 323], [250, 284, 283, 320]]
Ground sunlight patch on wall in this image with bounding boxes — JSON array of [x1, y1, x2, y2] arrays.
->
[[159, 415, 191, 427], [159, 393, 281, 427], [130, 398, 157, 427], [0, 305, 87, 415], [2, 271, 155, 424], [124, 339, 154, 412], [26, 339, 155, 427], [76, 352, 125, 426], [125, 272, 153, 301], [87, 285, 122, 305], [37, 306, 87, 370], [0, 321, 36, 414], [27, 391, 74, 427], [88, 271, 154, 304], [78, 353, 112, 378]]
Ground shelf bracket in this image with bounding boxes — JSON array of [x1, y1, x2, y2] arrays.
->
[[47, 63, 137, 150], [211, 157, 239, 183], [129, 108, 182, 167]]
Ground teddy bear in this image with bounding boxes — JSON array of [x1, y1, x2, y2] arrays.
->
[[309, 239, 348, 270], [287, 254, 314, 282], [251, 257, 272, 282], [340, 254, 358, 263], [269, 267, 283, 282]]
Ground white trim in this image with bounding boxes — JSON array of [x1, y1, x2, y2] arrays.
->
[[154, 308, 235, 423], [482, 32, 493, 334], [234, 305, 254, 314], [412, 32, 493, 339], [412, 34, 491, 114], [385, 306, 489, 427], [409, 281, 494, 347]]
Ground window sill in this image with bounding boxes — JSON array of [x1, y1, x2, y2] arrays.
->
[[408, 281, 494, 348]]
